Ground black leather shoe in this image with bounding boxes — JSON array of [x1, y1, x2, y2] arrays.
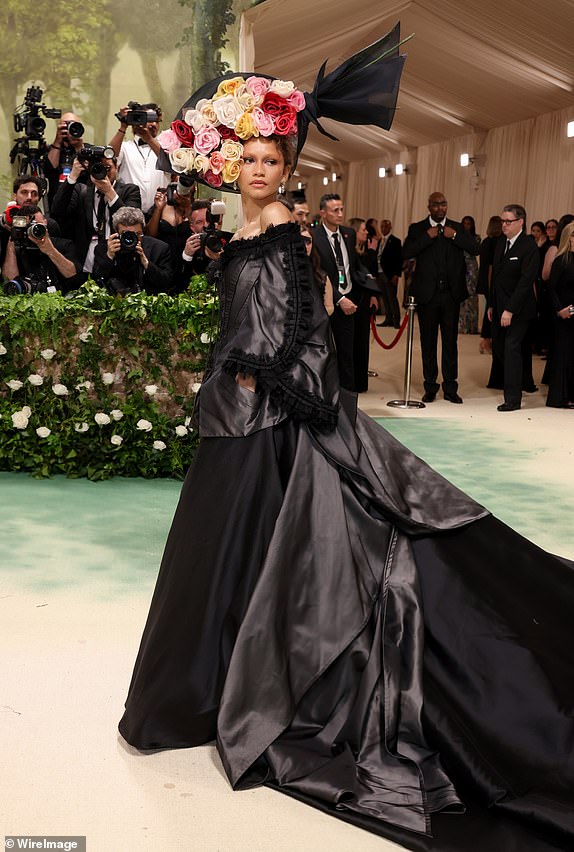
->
[[523, 385, 538, 393], [497, 402, 521, 412], [422, 391, 436, 403], [444, 392, 463, 404]]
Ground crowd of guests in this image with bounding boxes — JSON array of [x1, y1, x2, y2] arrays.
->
[[0, 102, 572, 410]]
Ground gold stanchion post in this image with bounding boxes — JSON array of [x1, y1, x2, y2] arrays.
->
[[387, 296, 425, 410]]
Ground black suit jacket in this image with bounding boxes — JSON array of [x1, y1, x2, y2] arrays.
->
[[312, 224, 362, 304], [402, 217, 479, 305], [378, 233, 403, 279], [93, 235, 172, 294], [490, 231, 538, 320], [51, 178, 142, 263]]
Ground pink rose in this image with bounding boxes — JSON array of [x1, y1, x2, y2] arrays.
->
[[157, 128, 181, 154], [204, 169, 223, 188], [287, 90, 306, 112], [194, 125, 221, 156], [274, 107, 298, 136], [252, 107, 275, 137], [245, 76, 271, 101], [209, 151, 225, 175]]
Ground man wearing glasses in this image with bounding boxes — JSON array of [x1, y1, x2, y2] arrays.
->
[[403, 192, 479, 403], [488, 204, 539, 411]]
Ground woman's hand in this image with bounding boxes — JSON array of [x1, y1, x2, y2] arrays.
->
[[558, 305, 573, 320], [236, 373, 256, 393]]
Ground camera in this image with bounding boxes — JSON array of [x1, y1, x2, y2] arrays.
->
[[436, 223, 444, 236], [115, 101, 159, 127], [166, 173, 195, 206], [13, 86, 61, 139], [77, 144, 115, 179], [119, 230, 139, 251], [1, 203, 21, 229], [3, 272, 53, 295], [11, 214, 46, 248], [63, 120, 84, 139], [200, 200, 227, 254]]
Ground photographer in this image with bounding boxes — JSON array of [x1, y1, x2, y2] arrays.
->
[[51, 147, 141, 275], [181, 201, 230, 281], [145, 175, 196, 293], [43, 111, 86, 206], [2, 204, 82, 294], [109, 102, 169, 213], [0, 177, 60, 268], [93, 206, 172, 295]]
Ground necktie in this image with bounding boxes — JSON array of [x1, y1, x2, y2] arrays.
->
[[505, 239, 511, 255], [332, 233, 348, 291], [96, 192, 107, 240]]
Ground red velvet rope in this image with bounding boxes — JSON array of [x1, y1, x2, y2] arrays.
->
[[370, 312, 409, 350]]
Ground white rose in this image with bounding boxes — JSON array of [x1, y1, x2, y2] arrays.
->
[[192, 154, 209, 175], [184, 416, 192, 427], [22, 406, 32, 418], [6, 379, 23, 391], [175, 425, 188, 437], [110, 434, 123, 446], [212, 94, 244, 129], [28, 374, 44, 386], [11, 410, 29, 429], [40, 348, 56, 360], [0, 343, 7, 355], [153, 440, 167, 451], [52, 383, 69, 396], [110, 409, 124, 421], [144, 384, 158, 396], [79, 331, 92, 343], [136, 419, 153, 432], [169, 148, 195, 174], [184, 108, 207, 132], [74, 422, 89, 433], [75, 380, 92, 391], [36, 426, 51, 438], [94, 412, 111, 426], [101, 372, 115, 385], [191, 382, 202, 394], [200, 333, 211, 344], [269, 79, 296, 97]]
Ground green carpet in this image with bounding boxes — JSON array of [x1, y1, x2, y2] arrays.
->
[[0, 418, 569, 597]]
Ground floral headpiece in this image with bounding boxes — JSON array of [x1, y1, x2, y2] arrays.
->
[[156, 25, 408, 193], [157, 76, 306, 190]]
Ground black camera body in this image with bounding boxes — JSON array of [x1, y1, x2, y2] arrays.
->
[[166, 173, 195, 206], [118, 230, 139, 252], [3, 272, 53, 296], [77, 144, 115, 179], [115, 101, 159, 127], [199, 228, 224, 254], [11, 214, 46, 248], [13, 86, 61, 139]]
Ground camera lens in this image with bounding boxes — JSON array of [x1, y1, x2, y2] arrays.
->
[[119, 231, 138, 250], [90, 163, 108, 180], [28, 222, 47, 240], [67, 121, 84, 139], [3, 279, 25, 295]]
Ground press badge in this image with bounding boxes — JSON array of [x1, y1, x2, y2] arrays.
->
[[337, 265, 345, 286]]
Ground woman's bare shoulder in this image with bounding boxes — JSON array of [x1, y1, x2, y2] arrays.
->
[[260, 202, 293, 230]]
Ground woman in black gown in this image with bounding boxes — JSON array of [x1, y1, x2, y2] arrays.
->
[[546, 221, 574, 407], [119, 32, 574, 852]]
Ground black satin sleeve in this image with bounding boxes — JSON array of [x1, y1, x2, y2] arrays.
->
[[197, 223, 340, 438]]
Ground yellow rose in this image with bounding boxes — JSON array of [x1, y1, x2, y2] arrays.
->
[[215, 76, 246, 98], [222, 160, 242, 184], [234, 111, 258, 141], [220, 140, 244, 162]]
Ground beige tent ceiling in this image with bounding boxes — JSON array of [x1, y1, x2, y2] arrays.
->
[[241, 0, 574, 176]]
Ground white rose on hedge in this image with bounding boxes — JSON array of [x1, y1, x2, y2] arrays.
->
[[136, 419, 153, 432], [28, 374, 44, 386], [22, 406, 32, 417], [200, 333, 211, 344], [95, 412, 111, 426], [11, 410, 29, 429], [191, 382, 202, 393], [52, 383, 69, 396], [144, 384, 158, 396], [110, 434, 123, 446], [0, 343, 7, 355], [6, 379, 23, 391], [110, 409, 124, 421], [40, 349, 56, 360], [175, 425, 188, 437], [36, 426, 51, 438], [79, 331, 92, 342], [153, 440, 167, 451], [74, 422, 89, 433], [101, 372, 115, 385], [75, 380, 92, 391]]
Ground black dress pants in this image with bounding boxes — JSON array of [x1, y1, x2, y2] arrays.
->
[[330, 291, 371, 392], [491, 313, 531, 407], [380, 275, 401, 327], [417, 289, 460, 396]]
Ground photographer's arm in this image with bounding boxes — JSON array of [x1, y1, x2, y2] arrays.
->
[[2, 240, 19, 281], [145, 192, 167, 237], [32, 235, 77, 279], [109, 108, 129, 158]]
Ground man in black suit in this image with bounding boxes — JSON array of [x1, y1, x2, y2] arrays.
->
[[93, 207, 172, 294], [312, 193, 375, 392], [50, 151, 141, 277], [376, 218, 403, 328], [403, 191, 480, 403], [488, 204, 538, 411]]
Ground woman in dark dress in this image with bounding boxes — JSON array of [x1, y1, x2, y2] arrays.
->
[[477, 215, 501, 354], [546, 221, 574, 407], [119, 34, 574, 852]]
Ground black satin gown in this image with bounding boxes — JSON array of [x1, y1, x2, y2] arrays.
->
[[119, 224, 574, 852]]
